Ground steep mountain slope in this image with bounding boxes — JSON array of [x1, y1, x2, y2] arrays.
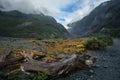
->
[[69, 0, 120, 37], [0, 10, 70, 39]]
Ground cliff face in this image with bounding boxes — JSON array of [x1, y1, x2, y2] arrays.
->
[[0, 10, 70, 39], [69, 0, 120, 37]]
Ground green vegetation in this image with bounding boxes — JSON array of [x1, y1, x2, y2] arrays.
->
[[8, 72, 48, 80], [0, 10, 70, 39], [84, 36, 113, 50], [100, 28, 120, 37], [0, 36, 113, 80], [0, 70, 48, 80]]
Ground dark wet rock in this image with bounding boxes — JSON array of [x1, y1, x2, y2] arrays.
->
[[90, 75, 94, 78], [92, 64, 100, 68], [103, 65, 108, 68], [118, 70, 120, 73], [109, 54, 116, 57], [102, 58, 106, 61], [89, 70, 94, 73]]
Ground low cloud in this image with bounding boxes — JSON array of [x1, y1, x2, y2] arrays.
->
[[0, 0, 109, 29]]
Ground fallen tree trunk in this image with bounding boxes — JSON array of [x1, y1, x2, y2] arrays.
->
[[0, 50, 12, 62], [0, 50, 25, 69], [0, 56, 24, 69], [0, 50, 95, 76], [21, 54, 94, 76]]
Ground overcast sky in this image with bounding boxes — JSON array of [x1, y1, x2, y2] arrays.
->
[[0, 0, 109, 28]]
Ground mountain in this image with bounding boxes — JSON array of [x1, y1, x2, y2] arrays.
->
[[0, 10, 70, 39], [69, 0, 120, 37], [0, 5, 3, 9]]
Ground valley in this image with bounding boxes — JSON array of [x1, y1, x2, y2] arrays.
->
[[0, 36, 112, 80], [0, 0, 120, 80]]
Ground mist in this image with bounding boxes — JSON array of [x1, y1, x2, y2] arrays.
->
[[0, 0, 109, 28]]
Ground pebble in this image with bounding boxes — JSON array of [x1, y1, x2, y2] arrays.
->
[[75, 78, 84, 80], [109, 54, 116, 57], [85, 60, 93, 66], [89, 70, 94, 73], [118, 70, 120, 73], [102, 58, 106, 61], [103, 65, 108, 68], [90, 75, 94, 78], [92, 64, 100, 68]]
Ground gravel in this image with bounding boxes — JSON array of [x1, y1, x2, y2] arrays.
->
[[57, 39, 120, 80]]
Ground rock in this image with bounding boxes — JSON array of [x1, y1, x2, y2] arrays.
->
[[75, 78, 80, 80], [102, 58, 106, 61], [85, 60, 93, 66], [109, 54, 116, 57], [90, 75, 94, 78], [89, 70, 94, 73], [118, 70, 120, 73], [103, 65, 108, 68], [92, 64, 100, 68]]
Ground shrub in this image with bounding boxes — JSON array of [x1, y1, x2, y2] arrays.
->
[[96, 36, 113, 45], [84, 36, 112, 50], [7, 71, 48, 80]]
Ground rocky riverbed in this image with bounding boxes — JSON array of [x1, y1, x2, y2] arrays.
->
[[57, 39, 120, 80]]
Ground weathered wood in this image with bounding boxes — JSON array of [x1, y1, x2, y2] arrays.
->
[[0, 50, 12, 62], [21, 54, 94, 76], [20, 50, 33, 60], [0, 49, 95, 76], [0, 50, 25, 69], [0, 56, 24, 69]]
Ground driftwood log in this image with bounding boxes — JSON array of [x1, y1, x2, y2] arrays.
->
[[0, 50, 12, 62], [21, 54, 95, 76], [0, 50, 24, 69], [0, 50, 95, 76]]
